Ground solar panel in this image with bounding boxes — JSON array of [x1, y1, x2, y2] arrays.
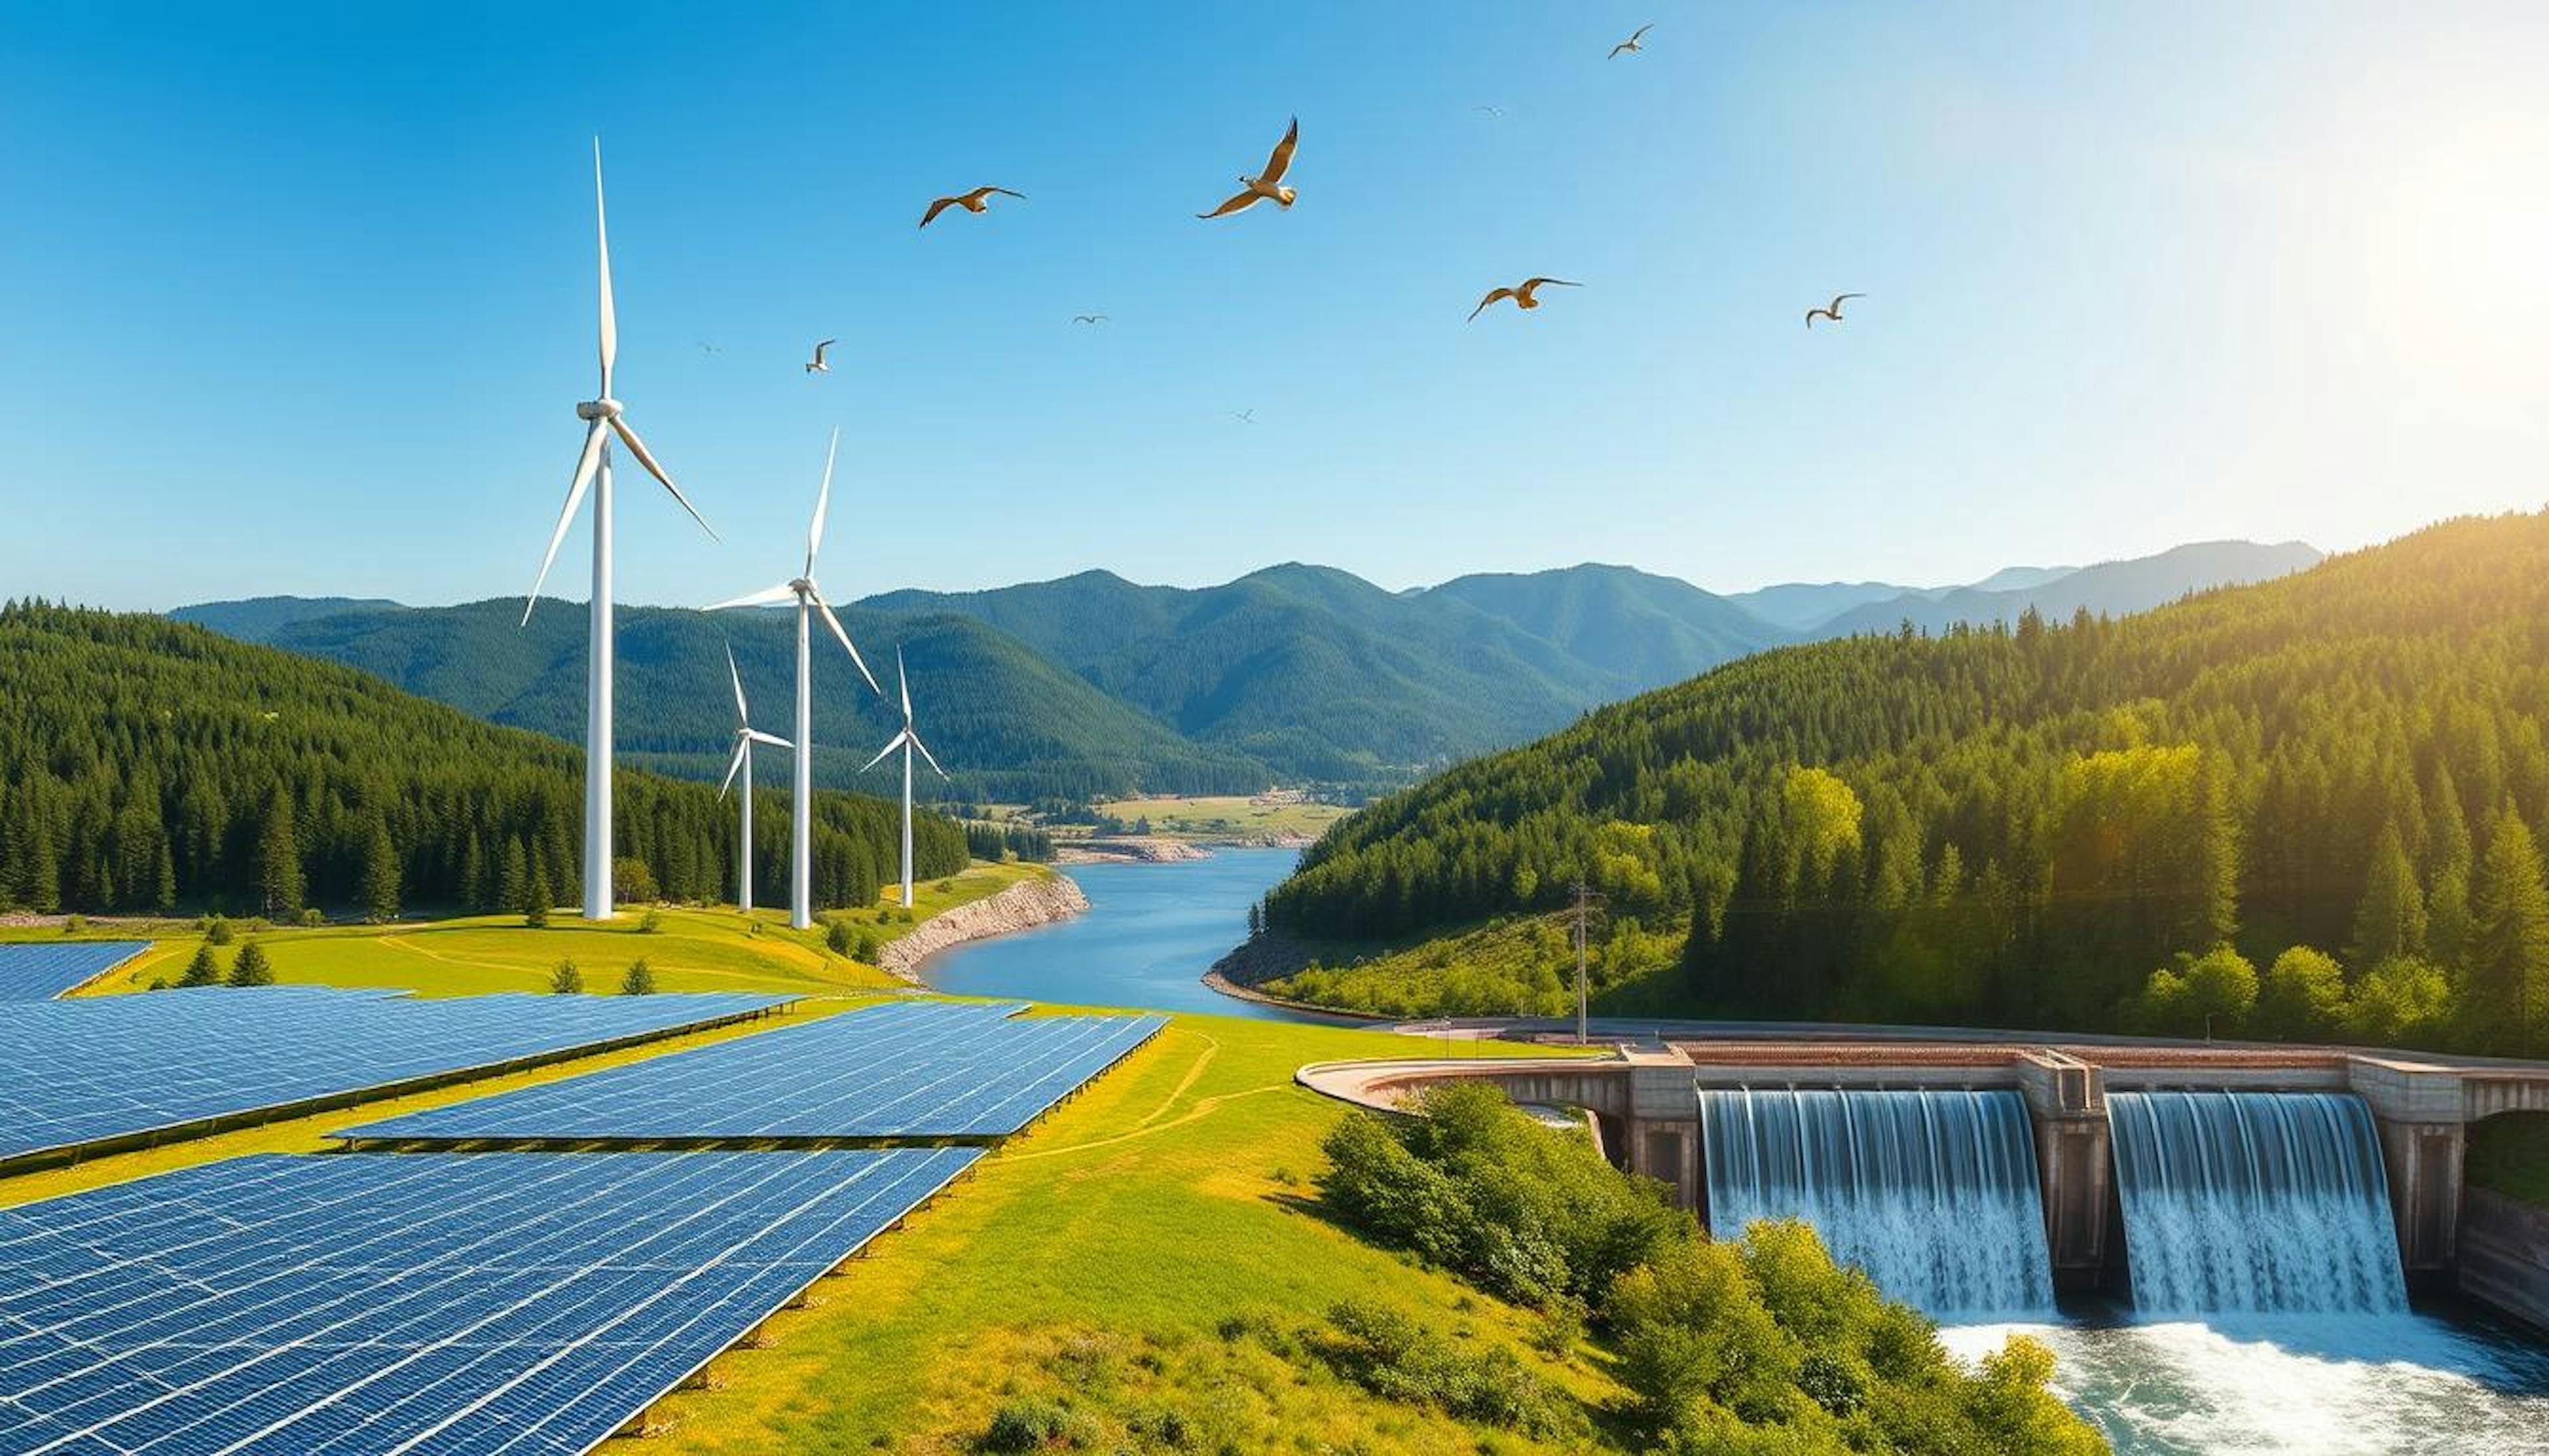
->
[[339, 1000, 1166, 1144], [0, 987, 793, 1168], [0, 1147, 978, 1455], [0, 940, 150, 1000]]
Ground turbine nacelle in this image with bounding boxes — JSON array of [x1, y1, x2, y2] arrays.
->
[[575, 398, 626, 421]]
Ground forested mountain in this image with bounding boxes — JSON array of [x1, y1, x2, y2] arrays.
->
[[234, 599, 1268, 802], [1809, 540, 2322, 638], [0, 603, 965, 918], [1265, 514, 2549, 1056], [175, 545, 2329, 799]]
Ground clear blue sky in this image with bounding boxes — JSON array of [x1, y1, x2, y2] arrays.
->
[[3, 1, 2544, 612]]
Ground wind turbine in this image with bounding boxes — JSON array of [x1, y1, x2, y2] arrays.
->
[[521, 139, 716, 921], [707, 428, 881, 929], [718, 644, 791, 913], [862, 647, 950, 909]]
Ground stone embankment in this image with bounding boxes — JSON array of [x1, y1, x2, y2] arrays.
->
[[877, 871, 1090, 981], [1053, 837, 1211, 865]]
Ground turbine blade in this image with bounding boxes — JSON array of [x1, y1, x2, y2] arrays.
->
[[718, 737, 748, 800], [594, 138, 616, 397], [726, 642, 749, 723], [747, 729, 792, 749], [807, 426, 840, 576], [522, 421, 607, 624], [812, 589, 882, 694], [896, 645, 911, 723], [706, 581, 798, 611], [608, 417, 715, 540], [860, 730, 908, 774], [911, 731, 950, 782]]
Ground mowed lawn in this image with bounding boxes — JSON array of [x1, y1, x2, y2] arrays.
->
[[1091, 794, 1352, 840], [19, 860, 1052, 999]]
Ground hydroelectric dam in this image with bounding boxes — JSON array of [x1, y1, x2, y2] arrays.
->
[[1300, 1031, 2549, 1327]]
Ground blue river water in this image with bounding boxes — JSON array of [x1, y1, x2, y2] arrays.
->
[[917, 848, 1311, 1018]]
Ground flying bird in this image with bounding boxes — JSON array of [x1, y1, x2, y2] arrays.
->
[[1804, 293, 1864, 328], [804, 338, 836, 373], [1469, 277, 1583, 322], [696, 340, 723, 355], [1072, 314, 1110, 325], [1473, 105, 1505, 118], [1229, 409, 1256, 425], [1198, 117, 1300, 219], [920, 186, 1025, 230], [1609, 23, 1653, 58]]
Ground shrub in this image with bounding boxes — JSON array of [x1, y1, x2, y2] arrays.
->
[[980, 1398, 1077, 1453], [639, 909, 664, 935], [2257, 946, 2347, 1041], [549, 960, 583, 995], [301, 907, 325, 928], [619, 958, 656, 995], [205, 916, 235, 946], [227, 940, 275, 987], [826, 919, 854, 956], [612, 857, 660, 905], [856, 928, 884, 961], [1314, 1299, 1573, 1437], [61, 914, 86, 934], [179, 943, 222, 987]]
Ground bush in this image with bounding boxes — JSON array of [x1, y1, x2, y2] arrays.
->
[[549, 960, 583, 995], [639, 909, 664, 935], [1315, 1299, 1573, 1437], [205, 916, 234, 947], [980, 1398, 1080, 1453], [612, 857, 660, 905], [2257, 946, 2347, 1040], [62, 914, 86, 934], [826, 919, 854, 956], [855, 929, 884, 961], [179, 943, 223, 987], [619, 958, 656, 995], [227, 940, 275, 987], [300, 907, 325, 928]]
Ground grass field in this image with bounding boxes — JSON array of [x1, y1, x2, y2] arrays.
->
[[1091, 793, 1352, 840], [3, 860, 1049, 999]]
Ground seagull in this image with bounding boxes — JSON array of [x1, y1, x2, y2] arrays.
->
[[1473, 105, 1505, 119], [805, 338, 836, 373], [1469, 277, 1583, 322], [1229, 409, 1256, 425], [696, 340, 724, 355], [1072, 314, 1110, 325], [1609, 23, 1653, 58], [1804, 293, 1865, 328], [1198, 117, 1300, 219], [919, 186, 1025, 230]]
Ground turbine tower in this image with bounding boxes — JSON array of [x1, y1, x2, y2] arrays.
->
[[718, 644, 791, 913], [708, 429, 881, 929], [522, 139, 716, 920], [862, 647, 950, 909]]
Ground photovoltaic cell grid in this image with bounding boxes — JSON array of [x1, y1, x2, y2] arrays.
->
[[0, 987, 790, 1164], [0, 941, 150, 1001], [341, 999, 1168, 1143], [0, 1148, 980, 1455]]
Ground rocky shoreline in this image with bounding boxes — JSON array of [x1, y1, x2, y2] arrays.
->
[[1053, 836, 1213, 865], [877, 871, 1091, 982]]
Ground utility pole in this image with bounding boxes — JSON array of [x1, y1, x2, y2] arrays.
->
[[1573, 881, 1592, 1046]]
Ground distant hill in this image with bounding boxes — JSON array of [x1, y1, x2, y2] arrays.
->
[[1421, 564, 1793, 690], [0, 603, 953, 916], [1809, 540, 2323, 639], [1264, 514, 2546, 1056], [258, 599, 1267, 803], [172, 596, 404, 642], [1725, 580, 1925, 632]]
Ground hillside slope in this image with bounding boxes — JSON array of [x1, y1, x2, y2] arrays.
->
[[1266, 514, 2549, 1054], [1422, 564, 1793, 690], [1810, 540, 2322, 638], [0, 603, 962, 916]]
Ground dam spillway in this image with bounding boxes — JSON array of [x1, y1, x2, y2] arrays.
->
[[2107, 1090, 2408, 1316], [1700, 1086, 2056, 1320]]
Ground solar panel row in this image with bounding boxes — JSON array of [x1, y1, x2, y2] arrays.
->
[[0, 1148, 978, 1455], [338, 999, 1168, 1144], [0, 987, 792, 1166], [0, 940, 151, 1001]]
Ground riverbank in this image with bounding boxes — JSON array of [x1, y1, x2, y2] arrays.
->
[[877, 869, 1091, 982], [1053, 836, 1213, 865]]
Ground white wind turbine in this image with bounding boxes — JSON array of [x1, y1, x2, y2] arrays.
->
[[522, 139, 716, 921], [718, 644, 792, 913], [862, 647, 951, 909], [707, 428, 881, 929]]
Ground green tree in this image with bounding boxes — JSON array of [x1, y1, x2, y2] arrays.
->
[[2256, 946, 2346, 1041], [2468, 804, 2549, 1052], [227, 939, 275, 987], [619, 958, 656, 995], [2348, 822, 2427, 968], [361, 818, 400, 924], [548, 959, 583, 994], [205, 915, 234, 946], [179, 942, 222, 987], [523, 866, 551, 928], [826, 918, 854, 956], [255, 786, 303, 918], [2345, 956, 2453, 1047]]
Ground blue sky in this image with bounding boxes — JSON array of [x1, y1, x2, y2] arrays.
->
[[2, 1, 2544, 612]]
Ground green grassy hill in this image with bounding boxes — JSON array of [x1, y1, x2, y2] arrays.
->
[[1265, 513, 2549, 1055]]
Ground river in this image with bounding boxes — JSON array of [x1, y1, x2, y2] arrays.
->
[[918, 847, 1316, 1019]]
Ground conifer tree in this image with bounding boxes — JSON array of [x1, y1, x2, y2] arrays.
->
[[2469, 804, 2549, 1052], [179, 942, 222, 987], [256, 786, 304, 918], [228, 939, 274, 987]]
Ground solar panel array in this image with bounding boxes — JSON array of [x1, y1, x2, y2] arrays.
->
[[0, 941, 150, 1001], [341, 999, 1167, 1143], [0, 1148, 979, 1455], [0, 987, 790, 1165]]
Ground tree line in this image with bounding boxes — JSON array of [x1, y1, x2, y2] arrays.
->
[[1267, 512, 2549, 1055], [0, 603, 968, 918]]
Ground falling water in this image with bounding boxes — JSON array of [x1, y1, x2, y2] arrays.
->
[[2106, 1090, 2408, 1317], [1700, 1086, 2056, 1320]]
